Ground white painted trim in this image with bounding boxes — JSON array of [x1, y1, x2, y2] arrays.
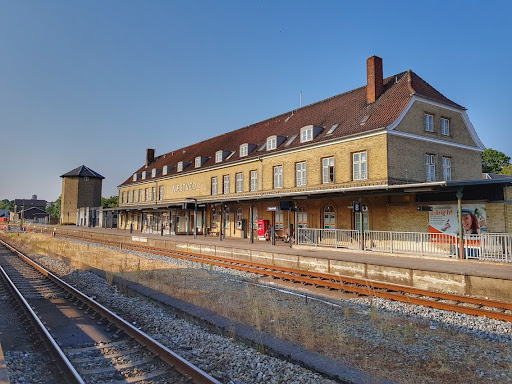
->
[[387, 95, 485, 150], [388, 130, 483, 152]]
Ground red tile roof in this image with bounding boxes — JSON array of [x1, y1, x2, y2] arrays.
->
[[120, 70, 464, 186]]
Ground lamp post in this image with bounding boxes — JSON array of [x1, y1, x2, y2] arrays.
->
[[186, 198, 198, 239], [456, 188, 464, 260]]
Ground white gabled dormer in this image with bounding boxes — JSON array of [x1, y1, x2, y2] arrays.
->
[[300, 125, 323, 143], [266, 135, 286, 151], [142, 171, 147, 179]]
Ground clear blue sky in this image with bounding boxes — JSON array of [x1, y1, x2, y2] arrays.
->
[[1, 0, 511, 202]]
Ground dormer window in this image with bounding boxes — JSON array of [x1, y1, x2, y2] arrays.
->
[[267, 136, 277, 150], [142, 171, 147, 179], [163, 165, 168, 175], [240, 144, 248, 157], [132, 174, 138, 182], [177, 161, 183, 172], [151, 168, 157, 178], [195, 157, 202, 168], [215, 150, 223, 163], [300, 126, 313, 142]]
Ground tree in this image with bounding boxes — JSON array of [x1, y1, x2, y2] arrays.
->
[[101, 196, 119, 208], [46, 196, 61, 218], [502, 164, 512, 175], [0, 199, 14, 211], [482, 148, 511, 173]]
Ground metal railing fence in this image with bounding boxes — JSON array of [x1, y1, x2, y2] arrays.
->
[[297, 228, 360, 249], [363, 231, 458, 257], [297, 228, 512, 262]]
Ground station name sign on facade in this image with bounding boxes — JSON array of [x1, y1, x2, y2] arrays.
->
[[172, 182, 197, 193]]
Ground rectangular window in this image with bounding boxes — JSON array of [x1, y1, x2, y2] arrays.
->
[[424, 114, 434, 132], [300, 127, 313, 143], [127, 191, 130, 203], [273, 165, 283, 188], [275, 211, 284, 231], [211, 177, 218, 195], [132, 190, 136, 203], [296, 161, 307, 186], [145, 188, 149, 201], [353, 151, 368, 180], [177, 161, 183, 172], [159, 186, 164, 200], [426, 154, 436, 181], [121, 191, 125, 204], [441, 118, 450, 136], [138, 189, 142, 202], [223, 175, 230, 194], [215, 151, 223, 163], [250, 170, 258, 191], [267, 136, 277, 150], [442, 157, 451, 181], [236, 172, 243, 192], [322, 157, 335, 184], [240, 144, 248, 157], [195, 157, 201, 168], [151, 168, 156, 177], [151, 187, 156, 201]]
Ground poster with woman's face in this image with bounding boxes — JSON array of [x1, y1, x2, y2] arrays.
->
[[429, 204, 487, 234]]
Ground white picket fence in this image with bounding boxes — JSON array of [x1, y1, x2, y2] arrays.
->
[[297, 228, 512, 262]]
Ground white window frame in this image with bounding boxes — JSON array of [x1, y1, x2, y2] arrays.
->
[[424, 113, 434, 132], [138, 189, 142, 202], [177, 161, 183, 172], [240, 144, 248, 157], [223, 175, 230, 194], [426, 154, 436, 182], [142, 171, 146, 179], [151, 187, 156, 201], [145, 188, 149, 201], [353, 151, 368, 180], [211, 177, 218, 195], [195, 157, 202, 168], [133, 174, 137, 182], [236, 172, 243, 193], [267, 136, 277, 151], [163, 166, 168, 175], [300, 126, 313, 143], [442, 157, 451, 181], [441, 118, 450, 136], [132, 190, 136, 203], [273, 165, 283, 189], [151, 168, 156, 177], [322, 157, 335, 184], [159, 185, 164, 200], [127, 191, 130, 203], [121, 191, 125, 204], [215, 150, 223, 163], [250, 170, 258, 191], [296, 161, 307, 186]]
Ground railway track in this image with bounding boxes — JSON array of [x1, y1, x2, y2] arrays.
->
[[56, 233, 512, 323], [0, 238, 221, 384]]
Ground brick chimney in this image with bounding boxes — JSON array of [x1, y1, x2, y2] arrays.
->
[[146, 148, 155, 167], [367, 56, 383, 104]]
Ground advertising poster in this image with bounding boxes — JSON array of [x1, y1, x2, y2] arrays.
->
[[429, 204, 487, 234]]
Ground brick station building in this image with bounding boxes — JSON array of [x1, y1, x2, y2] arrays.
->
[[117, 56, 512, 241]]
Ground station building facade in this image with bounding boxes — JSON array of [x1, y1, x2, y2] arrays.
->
[[117, 56, 512, 240]]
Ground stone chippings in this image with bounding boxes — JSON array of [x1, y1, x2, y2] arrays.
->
[[37, 255, 336, 384], [38, 241, 512, 383]]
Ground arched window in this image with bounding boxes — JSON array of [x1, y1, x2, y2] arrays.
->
[[297, 206, 308, 228], [323, 205, 335, 229]]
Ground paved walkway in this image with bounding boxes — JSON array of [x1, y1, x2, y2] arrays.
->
[[49, 225, 512, 280]]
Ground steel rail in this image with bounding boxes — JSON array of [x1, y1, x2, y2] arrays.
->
[[0, 238, 222, 384], [0, 249, 85, 384], [56, 233, 512, 322]]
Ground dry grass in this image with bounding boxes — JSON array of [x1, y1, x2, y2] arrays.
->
[[3, 232, 510, 384]]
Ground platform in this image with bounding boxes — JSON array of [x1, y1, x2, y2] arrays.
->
[[28, 225, 512, 303]]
